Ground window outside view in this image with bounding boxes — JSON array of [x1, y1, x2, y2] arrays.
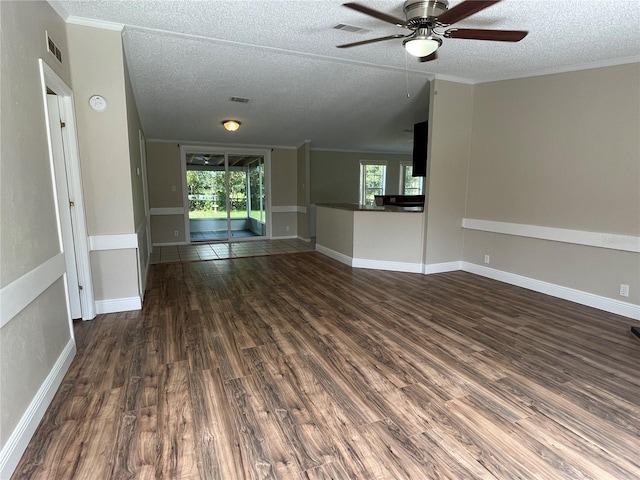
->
[[360, 163, 386, 206], [402, 164, 423, 195]]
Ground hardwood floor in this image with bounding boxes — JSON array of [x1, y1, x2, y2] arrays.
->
[[13, 252, 640, 479]]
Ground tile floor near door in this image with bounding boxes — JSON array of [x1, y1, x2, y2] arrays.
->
[[150, 238, 314, 264]]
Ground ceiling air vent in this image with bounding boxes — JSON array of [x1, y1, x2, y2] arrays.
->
[[230, 96, 250, 103], [333, 23, 370, 34]]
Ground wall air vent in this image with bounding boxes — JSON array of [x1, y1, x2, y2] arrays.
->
[[333, 23, 370, 34], [230, 96, 250, 103], [45, 31, 63, 64]]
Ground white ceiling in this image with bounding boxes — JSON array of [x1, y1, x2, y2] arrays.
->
[[50, 0, 640, 153]]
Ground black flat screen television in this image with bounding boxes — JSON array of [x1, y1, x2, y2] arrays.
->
[[412, 120, 428, 177]]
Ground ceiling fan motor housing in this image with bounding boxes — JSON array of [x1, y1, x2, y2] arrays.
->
[[404, 0, 449, 27]]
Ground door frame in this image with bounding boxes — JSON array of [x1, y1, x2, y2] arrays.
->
[[39, 59, 95, 320], [179, 145, 272, 244]]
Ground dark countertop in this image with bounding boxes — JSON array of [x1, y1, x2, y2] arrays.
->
[[316, 203, 424, 213]]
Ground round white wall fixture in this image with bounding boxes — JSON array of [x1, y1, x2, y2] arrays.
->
[[89, 95, 107, 112]]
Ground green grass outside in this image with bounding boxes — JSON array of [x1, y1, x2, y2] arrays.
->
[[189, 209, 264, 221]]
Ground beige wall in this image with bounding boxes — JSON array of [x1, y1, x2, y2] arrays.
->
[[310, 150, 412, 204], [466, 64, 640, 234], [271, 148, 298, 237], [424, 79, 474, 265], [151, 215, 186, 244], [297, 142, 310, 240], [353, 212, 424, 265], [146, 142, 185, 243], [124, 56, 146, 232], [147, 142, 184, 209], [0, 0, 74, 456], [67, 24, 135, 235], [271, 148, 297, 206], [67, 23, 141, 304], [463, 64, 640, 303], [316, 206, 354, 257]]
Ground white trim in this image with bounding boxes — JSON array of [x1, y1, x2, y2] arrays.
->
[[433, 74, 475, 85], [136, 218, 149, 300], [271, 235, 299, 240], [95, 296, 142, 314], [153, 241, 188, 247], [65, 16, 124, 31], [40, 59, 95, 321], [0, 254, 66, 328], [422, 261, 462, 275], [272, 205, 304, 214], [462, 218, 640, 253], [150, 207, 185, 215], [315, 244, 353, 267], [0, 338, 75, 479], [298, 236, 312, 243], [353, 258, 423, 273], [474, 55, 640, 85], [461, 262, 640, 321], [89, 234, 138, 251], [147, 138, 297, 151]]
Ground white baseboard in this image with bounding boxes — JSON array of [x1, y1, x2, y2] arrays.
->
[[423, 261, 462, 275], [316, 244, 353, 267], [271, 235, 298, 240], [461, 262, 640, 321], [152, 241, 187, 247], [95, 296, 142, 314], [297, 236, 311, 243], [0, 339, 76, 479], [353, 258, 423, 273]]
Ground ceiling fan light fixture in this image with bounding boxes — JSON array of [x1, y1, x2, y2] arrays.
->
[[403, 33, 441, 57], [222, 120, 241, 132]]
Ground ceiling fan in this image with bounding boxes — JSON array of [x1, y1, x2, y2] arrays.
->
[[336, 0, 528, 61]]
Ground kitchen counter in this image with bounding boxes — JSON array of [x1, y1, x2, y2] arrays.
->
[[315, 204, 424, 273], [315, 203, 424, 213]]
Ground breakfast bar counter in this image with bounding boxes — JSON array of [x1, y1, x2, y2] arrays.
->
[[315, 203, 425, 273]]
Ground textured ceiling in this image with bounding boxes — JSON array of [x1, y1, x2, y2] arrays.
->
[[50, 0, 640, 153]]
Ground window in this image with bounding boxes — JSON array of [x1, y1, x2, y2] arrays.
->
[[360, 161, 386, 206], [400, 162, 423, 195]]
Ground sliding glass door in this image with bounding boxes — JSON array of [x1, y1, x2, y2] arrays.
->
[[183, 148, 269, 243]]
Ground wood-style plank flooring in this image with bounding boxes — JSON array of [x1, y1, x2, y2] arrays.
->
[[13, 252, 640, 479]]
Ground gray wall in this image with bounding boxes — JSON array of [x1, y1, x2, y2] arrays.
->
[[309, 150, 413, 204], [0, 0, 74, 454], [424, 80, 474, 266], [462, 63, 640, 303], [67, 23, 141, 304]]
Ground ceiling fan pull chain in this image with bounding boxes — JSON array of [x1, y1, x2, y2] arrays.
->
[[405, 50, 411, 98]]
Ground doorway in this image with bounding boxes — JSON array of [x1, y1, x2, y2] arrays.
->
[[39, 59, 95, 321], [181, 147, 270, 243]]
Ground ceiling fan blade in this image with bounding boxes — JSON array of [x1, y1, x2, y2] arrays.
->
[[342, 2, 406, 28], [444, 28, 528, 41], [437, 0, 502, 26], [418, 51, 438, 62], [337, 34, 406, 49]]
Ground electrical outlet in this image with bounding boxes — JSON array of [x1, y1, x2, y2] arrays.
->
[[619, 284, 629, 297], [286, 225, 290, 232], [174, 230, 179, 237], [484, 254, 490, 264]]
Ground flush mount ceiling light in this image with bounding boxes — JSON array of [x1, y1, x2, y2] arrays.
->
[[222, 120, 241, 132], [403, 28, 442, 57]]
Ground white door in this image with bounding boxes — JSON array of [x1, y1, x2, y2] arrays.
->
[[46, 94, 82, 318]]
